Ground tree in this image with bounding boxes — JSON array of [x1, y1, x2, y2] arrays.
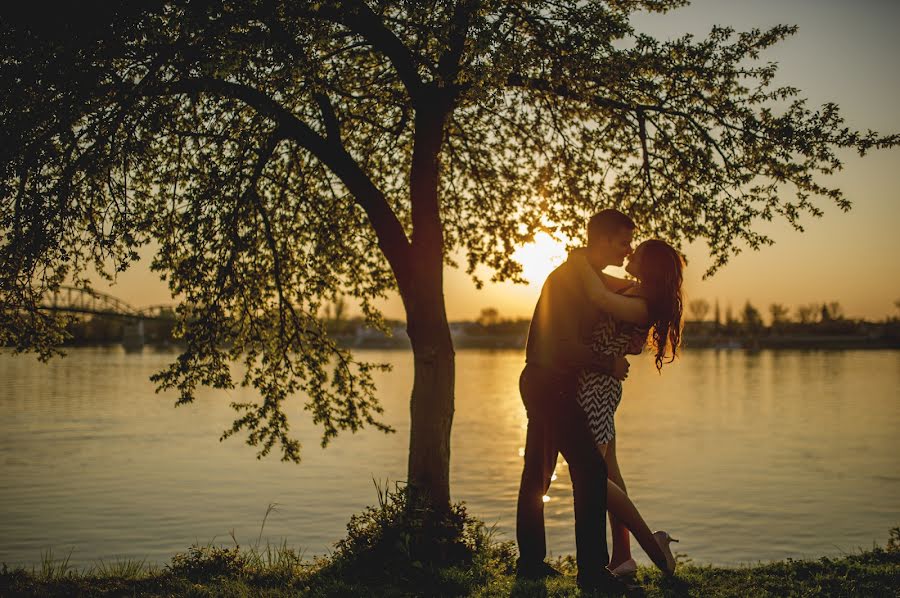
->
[[795, 303, 819, 325], [324, 296, 349, 334], [688, 298, 710, 322], [741, 301, 763, 333], [769, 303, 789, 328], [2, 1, 896, 512], [477, 307, 500, 328]]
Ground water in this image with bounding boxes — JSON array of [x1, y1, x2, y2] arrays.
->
[[1, 347, 898, 569]]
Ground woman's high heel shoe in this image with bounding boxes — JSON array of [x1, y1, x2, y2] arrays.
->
[[653, 531, 679, 575], [609, 558, 637, 578]]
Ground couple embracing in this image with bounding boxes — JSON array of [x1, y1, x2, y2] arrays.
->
[[516, 209, 684, 593]]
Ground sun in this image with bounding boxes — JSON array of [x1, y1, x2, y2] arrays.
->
[[512, 232, 570, 286]]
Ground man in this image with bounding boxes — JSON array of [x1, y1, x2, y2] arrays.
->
[[516, 208, 636, 592]]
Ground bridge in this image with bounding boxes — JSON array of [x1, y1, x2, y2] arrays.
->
[[40, 286, 175, 320], [39, 286, 176, 351]]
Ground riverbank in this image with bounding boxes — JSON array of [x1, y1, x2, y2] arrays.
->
[[3, 498, 897, 598], [2, 541, 897, 597]]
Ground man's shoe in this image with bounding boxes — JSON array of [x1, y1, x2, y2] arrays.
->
[[577, 568, 642, 596], [515, 559, 562, 580]]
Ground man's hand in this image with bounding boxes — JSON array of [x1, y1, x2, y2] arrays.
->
[[612, 356, 630, 381]]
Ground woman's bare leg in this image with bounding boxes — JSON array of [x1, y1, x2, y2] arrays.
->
[[605, 476, 670, 572], [605, 438, 633, 569]]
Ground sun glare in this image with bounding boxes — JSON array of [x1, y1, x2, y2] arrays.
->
[[512, 232, 570, 286]]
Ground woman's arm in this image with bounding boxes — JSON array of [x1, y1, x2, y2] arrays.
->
[[599, 272, 634, 293], [569, 252, 650, 325]]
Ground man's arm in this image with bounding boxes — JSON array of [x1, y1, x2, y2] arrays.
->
[[569, 247, 634, 292], [545, 269, 627, 378], [570, 253, 650, 325]]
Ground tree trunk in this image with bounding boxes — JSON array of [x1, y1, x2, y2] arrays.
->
[[401, 91, 455, 512], [405, 270, 455, 511]]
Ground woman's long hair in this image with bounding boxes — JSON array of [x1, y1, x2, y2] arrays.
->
[[636, 240, 684, 371]]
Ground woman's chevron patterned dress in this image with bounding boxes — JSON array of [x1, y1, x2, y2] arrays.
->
[[576, 311, 648, 448]]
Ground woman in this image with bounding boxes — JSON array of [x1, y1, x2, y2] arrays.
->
[[571, 239, 685, 577]]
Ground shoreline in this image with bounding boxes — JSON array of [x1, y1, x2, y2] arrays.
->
[[3, 536, 898, 597]]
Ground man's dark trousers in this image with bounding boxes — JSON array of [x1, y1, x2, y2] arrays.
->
[[516, 362, 610, 577]]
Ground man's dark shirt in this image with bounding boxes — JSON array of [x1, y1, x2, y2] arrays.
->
[[525, 259, 615, 376]]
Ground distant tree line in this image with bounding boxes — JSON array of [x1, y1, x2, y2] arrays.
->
[[684, 298, 900, 348], [688, 298, 898, 329], [55, 299, 900, 349]]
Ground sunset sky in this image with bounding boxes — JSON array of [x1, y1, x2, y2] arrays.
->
[[91, 0, 900, 322]]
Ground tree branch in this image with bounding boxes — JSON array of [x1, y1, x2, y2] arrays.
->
[[508, 74, 747, 134], [636, 108, 656, 205], [437, 0, 479, 84], [507, 74, 645, 113], [313, 91, 341, 143], [410, 91, 453, 269], [245, 129, 290, 339], [312, 1, 426, 103], [155, 77, 414, 293], [508, 73, 747, 183]]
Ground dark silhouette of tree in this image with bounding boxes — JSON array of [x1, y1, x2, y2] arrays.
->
[[477, 307, 500, 328], [2, 1, 896, 511], [796, 304, 820, 325], [324, 296, 350, 334], [688, 298, 710, 322], [769, 303, 789, 329], [823, 301, 843, 321], [714, 299, 722, 331], [741, 301, 763, 333]]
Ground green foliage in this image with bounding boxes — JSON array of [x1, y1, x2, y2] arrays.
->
[[2, 1, 896, 464], [887, 527, 900, 553], [168, 545, 249, 582], [328, 481, 495, 579]]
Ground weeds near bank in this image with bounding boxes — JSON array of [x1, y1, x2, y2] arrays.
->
[[38, 548, 74, 580], [256, 502, 279, 549], [886, 526, 900, 552], [92, 557, 150, 579]]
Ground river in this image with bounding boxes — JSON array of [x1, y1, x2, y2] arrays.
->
[[1, 347, 898, 568]]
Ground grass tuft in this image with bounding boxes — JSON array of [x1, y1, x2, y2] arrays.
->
[[38, 548, 75, 581], [91, 557, 151, 579]]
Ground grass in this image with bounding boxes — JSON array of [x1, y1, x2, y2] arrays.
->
[[2, 487, 898, 597]]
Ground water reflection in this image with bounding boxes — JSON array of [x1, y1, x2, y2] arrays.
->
[[0, 348, 898, 568]]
